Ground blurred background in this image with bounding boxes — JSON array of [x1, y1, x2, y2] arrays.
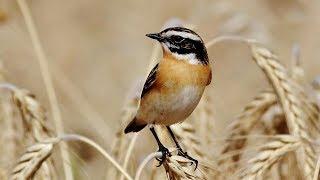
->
[[0, 0, 319, 179]]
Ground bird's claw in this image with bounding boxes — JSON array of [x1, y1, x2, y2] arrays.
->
[[178, 149, 198, 170], [156, 146, 170, 167]]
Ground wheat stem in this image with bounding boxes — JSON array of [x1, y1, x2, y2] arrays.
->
[[10, 138, 59, 179], [60, 134, 133, 180], [120, 134, 138, 180], [0, 83, 18, 91], [250, 44, 317, 179], [16, 0, 73, 179], [239, 135, 301, 179], [205, 35, 256, 49], [135, 152, 162, 180], [313, 156, 320, 180], [53, 67, 112, 141]]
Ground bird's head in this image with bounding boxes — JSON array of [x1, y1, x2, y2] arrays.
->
[[146, 27, 209, 65]]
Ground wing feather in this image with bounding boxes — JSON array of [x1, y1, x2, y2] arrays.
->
[[141, 63, 159, 98], [207, 70, 212, 85]]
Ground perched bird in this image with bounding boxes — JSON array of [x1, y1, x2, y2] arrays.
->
[[124, 27, 212, 167]]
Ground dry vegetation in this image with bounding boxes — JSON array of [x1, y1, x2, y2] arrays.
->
[[0, 0, 320, 179]]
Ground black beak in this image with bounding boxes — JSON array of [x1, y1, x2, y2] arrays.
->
[[146, 33, 162, 41]]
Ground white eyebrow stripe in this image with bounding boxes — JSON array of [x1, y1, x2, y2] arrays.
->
[[165, 31, 201, 41]]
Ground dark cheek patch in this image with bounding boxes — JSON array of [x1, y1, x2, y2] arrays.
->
[[169, 46, 192, 55], [181, 41, 195, 49], [165, 36, 209, 65]]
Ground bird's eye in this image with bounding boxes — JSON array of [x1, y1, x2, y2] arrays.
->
[[171, 36, 183, 43], [182, 41, 194, 49]]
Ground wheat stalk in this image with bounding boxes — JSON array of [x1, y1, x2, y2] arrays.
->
[[12, 87, 57, 179], [204, 36, 318, 179], [163, 149, 218, 180], [135, 152, 162, 180], [239, 135, 302, 179], [107, 79, 141, 179], [258, 108, 296, 179], [205, 36, 256, 49], [219, 90, 277, 171], [163, 155, 200, 180], [12, 88, 52, 141], [139, 149, 211, 180], [313, 156, 320, 180], [189, 93, 216, 155], [290, 44, 304, 84], [0, 84, 57, 179], [16, 0, 73, 179], [111, 92, 140, 162], [0, 168, 7, 180], [255, 45, 320, 180], [250, 43, 317, 179], [0, 83, 57, 179], [0, 95, 18, 176], [60, 134, 133, 180], [279, 152, 303, 180], [10, 139, 58, 180], [260, 104, 287, 135], [0, 63, 23, 177], [53, 67, 113, 141], [10, 133, 133, 180], [312, 76, 320, 109]]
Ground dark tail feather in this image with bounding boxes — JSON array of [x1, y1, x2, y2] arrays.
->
[[124, 118, 147, 134]]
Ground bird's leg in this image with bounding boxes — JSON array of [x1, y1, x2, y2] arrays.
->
[[150, 127, 170, 166], [166, 126, 198, 169]]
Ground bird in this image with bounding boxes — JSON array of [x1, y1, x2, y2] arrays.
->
[[124, 27, 212, 168]]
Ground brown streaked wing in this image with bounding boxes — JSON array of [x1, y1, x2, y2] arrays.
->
[[141, 63, 159, 98]]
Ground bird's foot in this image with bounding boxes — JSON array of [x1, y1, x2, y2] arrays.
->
[[155, 145, 171, 167], [178, 149, 198, 170]]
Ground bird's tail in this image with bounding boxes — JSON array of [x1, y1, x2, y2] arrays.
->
[[124, 117, 147, 133]]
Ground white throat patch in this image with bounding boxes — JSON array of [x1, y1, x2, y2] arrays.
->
[[172, 53, 200, 65]]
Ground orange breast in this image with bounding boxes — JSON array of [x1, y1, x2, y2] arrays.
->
[[154, 55, 211, 93], [136, 55, 211, 125], [136, 55, 212, 125]]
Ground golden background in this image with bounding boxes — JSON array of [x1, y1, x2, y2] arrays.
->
[[0, 0, 319, 179]]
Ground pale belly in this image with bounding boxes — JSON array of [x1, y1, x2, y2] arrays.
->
[[137, 86, 204, 125]]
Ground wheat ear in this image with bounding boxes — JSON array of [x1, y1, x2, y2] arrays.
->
[[0, 64, 21, 178], [239, 135, 302, 179], [12, 88, 52, 141], [219, 90, 277, 171], [10, 139, 58, 180], [250, 43, 317, 179], [11, 87, 57, 179], [0, 83, 57, 179], [16, 0, 73, 179], [189, 93, 216, 156]]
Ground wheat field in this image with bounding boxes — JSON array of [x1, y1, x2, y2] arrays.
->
[[0, 0, 320, 179]]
